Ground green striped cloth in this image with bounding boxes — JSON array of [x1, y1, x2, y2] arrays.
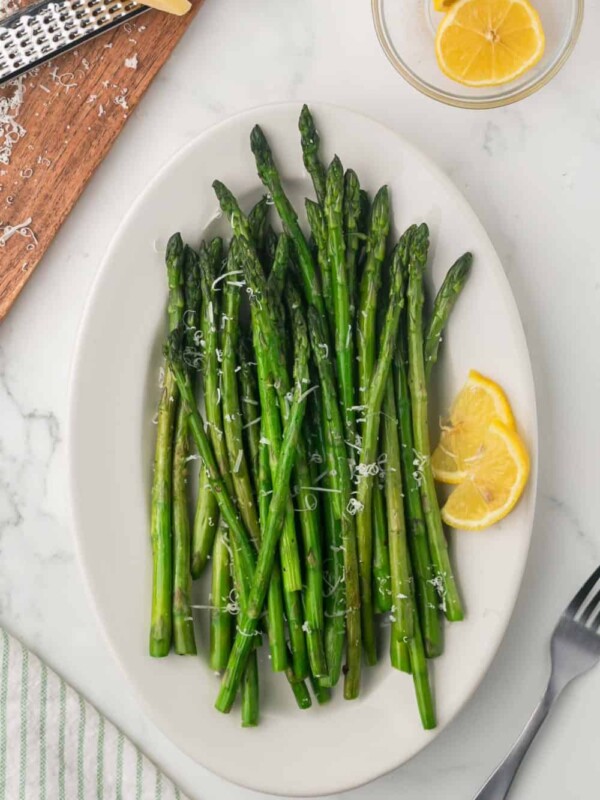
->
[[0, 630, 188, 799]]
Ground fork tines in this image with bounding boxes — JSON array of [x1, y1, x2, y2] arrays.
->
[[566, 565, 600, 628]]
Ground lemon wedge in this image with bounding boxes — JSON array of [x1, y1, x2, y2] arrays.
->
[[435, 0, 545, 87], [432, 370, 514, 484], [441, 420, 530, 530]]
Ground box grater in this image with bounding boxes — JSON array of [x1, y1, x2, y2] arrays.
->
[[0, 0, 149, 84]]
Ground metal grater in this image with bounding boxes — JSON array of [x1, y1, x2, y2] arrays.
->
[[0, 0, 149, 85]]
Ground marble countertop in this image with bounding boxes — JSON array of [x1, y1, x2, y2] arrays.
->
[[1, 1, 599, 798]]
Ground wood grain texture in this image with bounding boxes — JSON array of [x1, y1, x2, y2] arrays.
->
[[0, 1, 204, 320]]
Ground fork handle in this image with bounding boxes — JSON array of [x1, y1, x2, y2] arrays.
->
[[473, 683, 558, 799]]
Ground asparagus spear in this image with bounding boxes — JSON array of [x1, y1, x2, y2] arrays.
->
[[305, 199, 334, 326], [241, 652, 260, 727], [406, 224, 464, 622], [355, 231, 410, 665], [264, 225, 279, 269], [407, 607, 436, 730], [381, 377, 414, 645], [213, 181, 289, 393], [172, 245, 199, 655], [238, 336, 261, 493], [286, 285, 327, 679], [395, 321, 442, 658], [372, 481, 392, 614], [390, 638, 411, 673], [299, 104, 327, 206], [325, 155, 356, 442], [149, 233, 185, 657], [191, 239, 223, 578], [373, 312, 392, 615], [256, 433, 288, 673], [250, 125, 326, 317], [267, 233, 291, 299], [248, 195, 270, 258], [357, 186, 390, 409], [343, 169, 362, 320], [210, 521, 233, 671], [308, 308, 362, 699], [424, 252, 472, 382], [221, 244, 261, 548], [215, 308, 312, 712], [313, 390, 346, 688]]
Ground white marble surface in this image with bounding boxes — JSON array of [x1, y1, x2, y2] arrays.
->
[[1, 0, 599, 798]]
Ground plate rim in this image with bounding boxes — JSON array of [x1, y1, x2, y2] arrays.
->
[[67, 100, 539, 796]]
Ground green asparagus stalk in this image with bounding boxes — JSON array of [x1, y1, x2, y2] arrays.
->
[[210, 521, 233, 671], [390, 639, 411, 673], [250, 125, 326, 317], [395, 321, 442, 658], [286, 286, 327, 679], [343, 169, 362, 320], [253, 331, 303, 594], [305, 199, 334, 326], [172, 245, 199, 655], [309, 673, 332, 706], [191, 239, 223, 578], [215, 312, 312, 712], [314, 398, 345, 688], [287, 667, 312, 710], [372, 481, 392, 614], [256, 436, 288, 672], [172, 387, 196, 655], [406, 224, 464, 622], [267, 233, 291, 299], [305, 379, 344, 687], [424, 252, 472, 382], [213, 181, 289, 394], [308, 308, 362, 699], [357, 185, 390, 409], [241, 652, 260, 727], [248, 195, 270, 257], [325, 156, 356, 443], [355, 231, 410, 665], [299, 104, 327, 205], [149, 233, 185, 657], [238, 336, 261, 493], [382, 377, 414, 644], [284, 589, 309, 681], [264, 225, 279, 269], [407, 607, 436, 730], [221, 245, 261, 548]]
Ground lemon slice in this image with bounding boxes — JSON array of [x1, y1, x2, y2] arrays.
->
[[432, 370, 514, 484], [441, 420, 530, 530], [435, 0, 546, 87]]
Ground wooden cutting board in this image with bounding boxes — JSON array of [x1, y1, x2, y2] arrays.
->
[[0, 1, 204, 320]]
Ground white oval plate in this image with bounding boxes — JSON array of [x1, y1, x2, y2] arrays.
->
[[68, 103, 537, 797]]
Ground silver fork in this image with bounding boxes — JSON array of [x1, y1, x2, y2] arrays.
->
[[474, 565, 600, 799]]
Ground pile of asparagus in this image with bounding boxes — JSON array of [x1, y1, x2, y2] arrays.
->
[[149, 105, 472, 727]]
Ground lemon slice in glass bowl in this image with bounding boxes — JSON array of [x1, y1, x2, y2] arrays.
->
[[435, 0, 545, 87]]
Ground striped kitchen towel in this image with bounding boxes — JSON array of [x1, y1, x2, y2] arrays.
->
[[0, 629, 189, 799]]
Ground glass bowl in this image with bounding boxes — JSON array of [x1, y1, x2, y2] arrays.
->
[[372, 0, 584, 109]]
